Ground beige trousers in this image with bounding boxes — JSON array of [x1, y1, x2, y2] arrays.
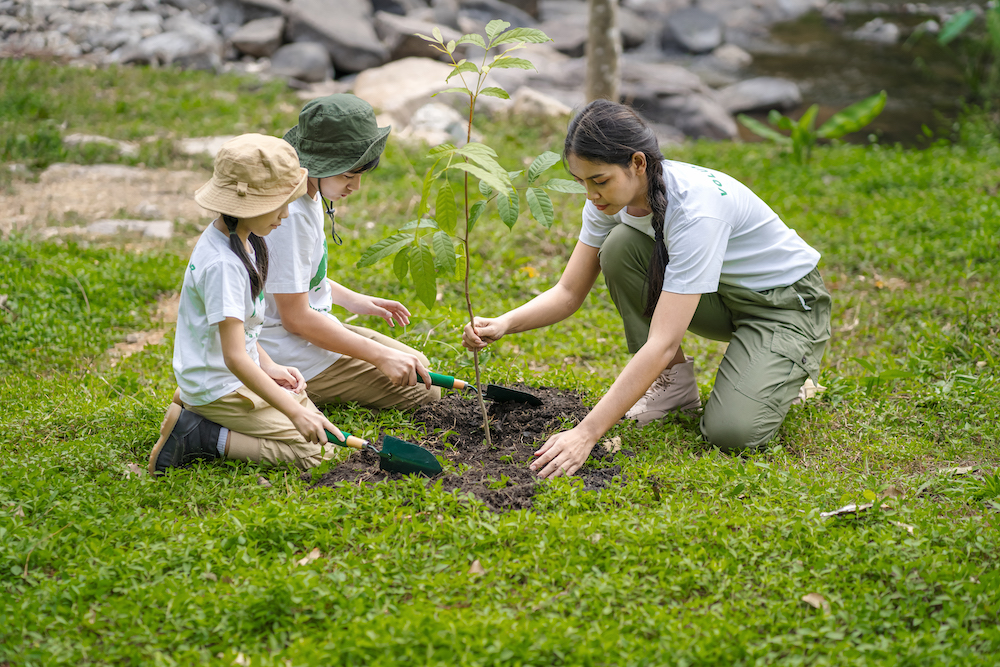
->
[[305, 323, 441, 409], [185, 386, 334, 471]]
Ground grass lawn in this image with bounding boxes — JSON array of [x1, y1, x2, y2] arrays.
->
[[1, 60, 999, 666]]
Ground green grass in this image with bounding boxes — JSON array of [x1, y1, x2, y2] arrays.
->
[[2, 63, 999, 665]]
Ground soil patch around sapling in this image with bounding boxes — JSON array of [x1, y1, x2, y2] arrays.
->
[[305, 385, 629, 511]]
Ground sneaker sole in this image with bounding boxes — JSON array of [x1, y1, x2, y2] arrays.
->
[[148, 403, 182, 476]]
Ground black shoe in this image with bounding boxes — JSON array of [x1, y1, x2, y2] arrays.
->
[[148, 404, 224, 475]]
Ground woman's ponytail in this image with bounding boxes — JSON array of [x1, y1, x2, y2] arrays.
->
[[564, 99, 669, 319], [222, 214, 270, 300]]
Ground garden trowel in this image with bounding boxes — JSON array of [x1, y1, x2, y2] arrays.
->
[[326, 431, 442, 477], [428, 372, 543, 406]]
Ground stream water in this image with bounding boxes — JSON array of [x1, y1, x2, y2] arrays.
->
[[739, 5, 972, 146]]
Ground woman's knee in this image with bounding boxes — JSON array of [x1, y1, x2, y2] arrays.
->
[[700, 406, 780, 454], [599, 225, 652, 280]]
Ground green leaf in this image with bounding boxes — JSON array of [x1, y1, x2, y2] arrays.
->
[[737, 114, 792, 144], [496, 188, 520, 229], [432, 26, 443, 43], [454, 148, 508, 185], [493, 27, 552, 45], [411, 244, 437, 310], [417, 165, 437, 219], [527, 151, 561, 183], [456, 141, 499, 160], [446, 40, 456, 54], [357, 234, 411, 268], [446, 61, 480, 82], [478, 180, 494, 198], [939, 9, 976, 45], [507, 169, 523, 180], [432, 231, 457, 274], [541, 178, 586, 194], [414, 33, 437, 43], [435, 181, 458, 235], [485, 19, 511, 41], [817, 90, 887, 139], [479, 86, 510, 99], [393, 247, 409, 282], [772, 112, 794, 132], [798, 104, 819, 133], [468, 200, 486, 233], [428, 143, 457, 157], [488, 56, 535, 71], [399, 218, 439, 231], [525, 187, 554, 228], [456, 33, 487, 49], [449, 161, 510, 194], [433, 87, 474, 98]]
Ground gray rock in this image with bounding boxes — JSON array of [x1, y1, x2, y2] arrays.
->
[[716, 76, 801, 113], [458, 0, 536, 28], [177, 135, 239, 156], [0, 16, 24, 32], [852, 17, 900, 44], [430, 0, 460, 30], [352, 56, 455, 126], [509, 85, 572, 118], [230, 15, 283, 57], [374, 10, 464, 61], [665, 7, 723, 53], [711, 43, 751, 69], [536, 15, 587, 57], [239, 0, 287, 22], [116, 30, 222, 69], [270, 41, 333, 82], [285, 0, 387, 74], [63, 133, 141, 157], [112, 10, 163, 35], [649, 92, 737, 140]]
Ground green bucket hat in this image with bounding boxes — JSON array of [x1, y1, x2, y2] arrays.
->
[[283, 94, 391, 179]]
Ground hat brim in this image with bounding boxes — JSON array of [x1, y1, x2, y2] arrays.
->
[[194, 167, 308, 219], [283, 124, 391, 179]]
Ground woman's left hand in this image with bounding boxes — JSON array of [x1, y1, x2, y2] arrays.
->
[[263, 362, 306, 393], [529, 427, 596, 478], [345, 292, 411, 328]]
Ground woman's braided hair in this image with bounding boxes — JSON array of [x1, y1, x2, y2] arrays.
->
[[564, 99, 668, 318]]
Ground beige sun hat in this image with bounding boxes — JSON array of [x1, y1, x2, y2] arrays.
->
[[195, 133, 308, 218]]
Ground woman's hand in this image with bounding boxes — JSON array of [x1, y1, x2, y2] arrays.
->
[[529, 426, 597, 478], [290, 406, 342, 445], [463, 316, 508, 350], [340, 288, 411, 328], [262, 361, 306, 393]]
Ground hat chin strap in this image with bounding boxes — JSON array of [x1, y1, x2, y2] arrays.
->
[[321, 195, 343, 246]]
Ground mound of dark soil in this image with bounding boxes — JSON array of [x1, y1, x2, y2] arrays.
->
[[306, 385, 627, 511]]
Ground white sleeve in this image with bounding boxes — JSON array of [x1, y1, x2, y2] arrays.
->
[[264, 213, 314, 294], [661, 216, 731, 295], [578, 200, 619, 248], [201, 260, 251, 325]]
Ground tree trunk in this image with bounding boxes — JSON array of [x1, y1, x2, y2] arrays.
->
[[585, 0, 621, 104]]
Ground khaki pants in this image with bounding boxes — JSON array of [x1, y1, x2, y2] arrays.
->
[[185, 386, 333, 471], [599, 223, 832, 453], [305, 323, 441, 409]]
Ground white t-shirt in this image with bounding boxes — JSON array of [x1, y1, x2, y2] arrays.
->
[[579, 160, 820, 294], [259, 193, 342, 381], [173, 224, 265, 406]]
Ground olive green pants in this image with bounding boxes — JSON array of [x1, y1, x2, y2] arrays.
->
[[599, 224, 832, 452]]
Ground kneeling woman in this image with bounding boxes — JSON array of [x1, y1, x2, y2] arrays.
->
[[463, 100, 831, 478]]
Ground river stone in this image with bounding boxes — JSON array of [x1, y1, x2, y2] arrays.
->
[[852, 17, 899, 44], [230, 15, 283, 57], [509, 86, 572, 118], [711, 43, 752, 69], [270, 41, 334, 83], [650, 92, 737, 140], [664, 7, 723, 53], [115, 12, 224, 70], [374, 11, 464, 61], [430, 0, 460, 30], [352, 57, 455, 126], [286, 0, 387, 73], [237, 0, 287, 21], [716, 76, 801, 113], [458, 0, 537, 28]]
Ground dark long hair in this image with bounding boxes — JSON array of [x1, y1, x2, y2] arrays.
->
[[564, 99, 668, 318], [222, 214, 269, 300]]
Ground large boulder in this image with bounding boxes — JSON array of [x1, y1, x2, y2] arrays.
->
[[352, 57, 456, 126], [230, 16, 284, 57], [285, 0, 388, 73], [716, 76, 801, 114], [374, 11, 464, 61], [270, 41, 334, 83], [115, 13, 224, 70], [664, 7, 723, 53]]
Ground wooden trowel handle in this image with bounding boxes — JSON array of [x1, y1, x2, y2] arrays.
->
[[325, 430, 368, 450]]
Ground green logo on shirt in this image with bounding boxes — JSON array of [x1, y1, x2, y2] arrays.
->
[[309, 239, 328, 291], [189, 263, 195, 271]]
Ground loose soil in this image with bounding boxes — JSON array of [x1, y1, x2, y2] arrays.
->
[[306, 386, 629, 511]]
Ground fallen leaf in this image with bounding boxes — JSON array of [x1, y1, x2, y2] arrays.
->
[[233, 653, 250, 666], [203, 571, 218, 581], [940, 466, 979, 476], [125, 463, 145, 477], [890, 520, 915, 535], [976, 361, 988, 368], [295, 548, 322, 567], [588, 533, 603, 543], [14, 506, 24, 518], [801, 592, 831, 612], [256, 476, 272, 487], [881, 485, 904, 499], [819, 502, 873, 518], [602, 436, 621, 454], [468, 559, 485, 575]]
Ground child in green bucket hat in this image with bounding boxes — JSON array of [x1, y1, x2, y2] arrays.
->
[[259, 94, 441, 409]]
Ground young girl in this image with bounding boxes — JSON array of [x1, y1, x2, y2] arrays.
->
[[149, 134, 345, 475], [258, 94, 439, 410], [463, 100, 831, 478]]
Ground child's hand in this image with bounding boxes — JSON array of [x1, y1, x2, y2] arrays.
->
[[263, 362, 306, 393], [291, 408, 341, 444], [346, 293, 411, 328]]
